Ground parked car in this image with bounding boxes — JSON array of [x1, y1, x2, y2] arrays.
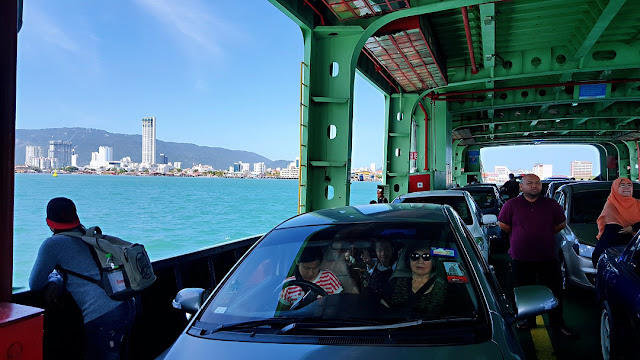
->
[[545, 180, 579, 199], [161, 204, 557, 360], [555, 182, 640, 289], [596, 233, 640, 359], [452, 186, 503, 249], [453, 185, 504, 216], [392, 190, 497, 261]]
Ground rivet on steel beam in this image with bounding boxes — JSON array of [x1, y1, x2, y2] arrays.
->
[[483, 16, 494, 25]]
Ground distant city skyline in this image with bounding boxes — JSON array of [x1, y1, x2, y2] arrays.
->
[[481, 144, 601, 177]]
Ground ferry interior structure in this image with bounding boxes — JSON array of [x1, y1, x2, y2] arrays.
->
[[2, 0, 640, 359]]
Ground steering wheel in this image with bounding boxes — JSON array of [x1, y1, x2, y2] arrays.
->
[[281, 279, 328, 310]]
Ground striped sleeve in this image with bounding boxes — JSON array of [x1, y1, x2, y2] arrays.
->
[[316, 270, 343, 295]]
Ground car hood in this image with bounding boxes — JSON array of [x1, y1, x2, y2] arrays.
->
[[159, 333, 506, 360], [568, 223, 598, 246]]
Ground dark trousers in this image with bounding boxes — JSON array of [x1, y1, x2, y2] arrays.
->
[[83, 298, 136, 360], [511, 259, 565, 327]]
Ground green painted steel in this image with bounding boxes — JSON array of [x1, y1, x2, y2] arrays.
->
[[384, 93, 415, 199], [271, 0, 640, 212]]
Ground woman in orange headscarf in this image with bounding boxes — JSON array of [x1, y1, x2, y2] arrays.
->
[[592, 177, 640, 266]]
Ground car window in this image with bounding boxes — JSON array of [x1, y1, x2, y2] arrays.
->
[[570, 190, 610, 223], [467, 190, 496, 209], [399, 196, 472, 225], [197, 221, 483, 329]]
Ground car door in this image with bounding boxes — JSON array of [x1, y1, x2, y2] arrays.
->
[[465, 193, 489, 260], [616, 237, 640, 341]]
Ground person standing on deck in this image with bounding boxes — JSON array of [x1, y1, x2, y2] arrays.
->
[[29, 197, 136, 360], [497, 174, 575, 337], [377, 188, 388, 203], [501, 173, 520, 200]]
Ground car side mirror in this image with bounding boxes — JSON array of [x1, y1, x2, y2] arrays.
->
[[172, 288, 205, 315], [513, 285, 557, 320], [482, 214, 498, 225]]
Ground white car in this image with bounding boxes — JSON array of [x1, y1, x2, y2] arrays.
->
[[392, 190, 497, 261]]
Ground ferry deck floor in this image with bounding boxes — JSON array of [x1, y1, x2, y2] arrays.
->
[[490, 249, 602, 360]]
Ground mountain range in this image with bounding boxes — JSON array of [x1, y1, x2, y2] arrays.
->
[[15, 128, 293, 169]]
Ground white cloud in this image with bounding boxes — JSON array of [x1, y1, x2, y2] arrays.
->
[[133, 0, 238, 56], [27, 5, 82, 55]]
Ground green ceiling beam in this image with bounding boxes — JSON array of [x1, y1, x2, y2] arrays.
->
[[449, 93, 640, 114], [441, 41, 640, 91], [573, 0, 627, 60], [467, 118, 639, 137], [559, 0, 627, 82], [452, 102, 640, 128], [479, 3, 495, 75]]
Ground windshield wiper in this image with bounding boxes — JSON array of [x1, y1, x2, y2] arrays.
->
[[280, 316, 479, 334], [196, 318, 292, 335]]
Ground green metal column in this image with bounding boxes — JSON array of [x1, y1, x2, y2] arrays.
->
[[593, 143, 609, 180], [427, 100, 453, 189], [602, 143, 620, 180], [452, 140, 466, 186], [301, 26, 363, 212], [624, 140, 639, 181], [385, 93, 417, 200], [614, 141, 631, 179]]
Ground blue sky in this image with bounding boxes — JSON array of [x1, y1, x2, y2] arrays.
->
[[15, 0, 597, 172]]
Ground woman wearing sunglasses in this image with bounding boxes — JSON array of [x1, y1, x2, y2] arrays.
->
[[381, 242, 446, 315], [592, 177, 640, 266]]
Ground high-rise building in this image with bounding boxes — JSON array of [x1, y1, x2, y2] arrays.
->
[[159, 154, 168, 164], [71, 150, 78, 167], [142, 117, 156, 164], [48, 140, 72, 169], [99, 146, 113, 162], [253, 162, 266, 174], [532, 163, 552, 179], [25, 145, 44, 167], [571, 160, 593, 180]]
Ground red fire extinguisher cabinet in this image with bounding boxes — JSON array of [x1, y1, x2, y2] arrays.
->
[[0, 302, 44, 360]]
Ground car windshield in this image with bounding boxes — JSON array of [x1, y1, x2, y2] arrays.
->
[[197, 221, 482, 329], [397, 196, 472, 225], [571, 188, 640, 223], [465, 190, 495, 209], [570, 190, 610, 223]]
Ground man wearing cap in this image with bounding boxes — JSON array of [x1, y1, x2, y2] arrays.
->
[[377, 188, 388, 203], [30, 197, 136, 360]]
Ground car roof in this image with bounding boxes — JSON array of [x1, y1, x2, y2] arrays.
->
[[556, 181, 614, 192], [456, 185, 496, 192], [275, 203, 451, 229], [397, 190, 467, 199]]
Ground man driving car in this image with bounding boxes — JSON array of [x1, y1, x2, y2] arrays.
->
[[279, 247, 343, 309]]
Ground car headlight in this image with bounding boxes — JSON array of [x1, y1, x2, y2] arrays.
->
[[572, 242, 594, 258]]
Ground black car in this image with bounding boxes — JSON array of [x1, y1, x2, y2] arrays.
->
[[596, 232, 640, 359]]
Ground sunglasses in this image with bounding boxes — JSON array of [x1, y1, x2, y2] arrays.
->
[[409, 252, 431, 262]]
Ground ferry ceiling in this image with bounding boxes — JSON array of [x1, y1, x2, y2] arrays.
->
[[270, 0, 640, 212]]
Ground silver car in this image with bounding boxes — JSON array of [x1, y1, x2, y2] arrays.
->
[[392, 190, 498, 262], [555, 182, 640, 289], [160, 204, 557, 359]]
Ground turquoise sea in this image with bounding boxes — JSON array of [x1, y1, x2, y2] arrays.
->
[[13, 173, 379, 290]]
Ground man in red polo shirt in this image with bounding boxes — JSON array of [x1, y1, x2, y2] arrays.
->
[[498, 174, 574, 337]]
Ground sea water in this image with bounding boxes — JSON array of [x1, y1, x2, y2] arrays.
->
[[13, 173, 379, 289]]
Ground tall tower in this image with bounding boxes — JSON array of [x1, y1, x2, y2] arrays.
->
[[142, 117, 156, 164], [48, 140, 72, 169]]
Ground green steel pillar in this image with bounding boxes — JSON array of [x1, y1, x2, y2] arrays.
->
[[452, 140, 465, 186], [593, 143, 609, 180], [300, 26, 363, 213], [385, 93, 417, 200], [602, 143, 620, 180], [624, 141, 639, 181], [614, 141, 631, 179], [425, 100, 453, 189]]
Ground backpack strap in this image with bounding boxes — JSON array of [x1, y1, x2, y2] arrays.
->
[[55, 229, 105, 285]]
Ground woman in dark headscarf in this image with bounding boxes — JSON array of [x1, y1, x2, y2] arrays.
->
[[592, 177, 640, 266], [382, 242, 446, 315]]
